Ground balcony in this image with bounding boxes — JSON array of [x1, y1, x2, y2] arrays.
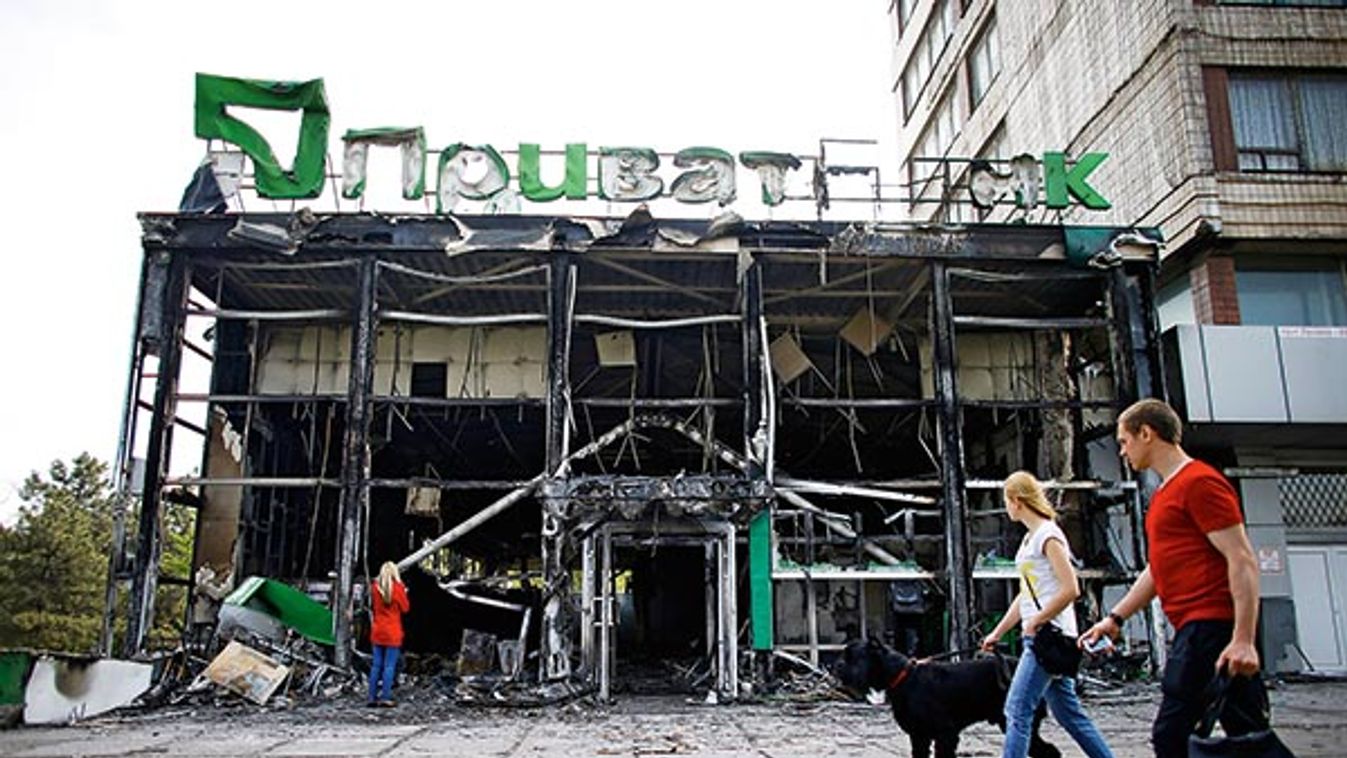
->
[[1164, 325, 1347, 441]]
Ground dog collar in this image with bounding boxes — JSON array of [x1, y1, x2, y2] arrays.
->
[[887, 662, 915, 690]]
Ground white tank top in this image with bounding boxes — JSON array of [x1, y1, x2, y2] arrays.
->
[[1015, 521, 1079, 636]]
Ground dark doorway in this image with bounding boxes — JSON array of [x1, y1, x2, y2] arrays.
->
[[613, 545, 710, 693]]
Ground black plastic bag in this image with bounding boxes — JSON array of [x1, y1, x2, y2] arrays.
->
[[1189, 674, 1295, 757]]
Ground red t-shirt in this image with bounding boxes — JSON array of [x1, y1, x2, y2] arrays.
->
[[369, 581, 410, 647], [1145, 460, 1244, 630]]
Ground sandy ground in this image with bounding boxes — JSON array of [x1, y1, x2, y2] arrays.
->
[[1, 677, 1343, 757]]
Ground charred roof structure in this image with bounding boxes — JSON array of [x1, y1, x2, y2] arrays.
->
[[107, 210, 1163, 700]]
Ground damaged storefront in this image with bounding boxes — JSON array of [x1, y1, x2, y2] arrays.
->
[[106, 208, 1164, 701]]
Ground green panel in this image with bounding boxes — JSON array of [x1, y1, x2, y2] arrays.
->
[[194, 73, 330, 200], [1043, 151, 1110, 210], [0, 651, 32, 706], [225, 577, 335, 646], [1062, 226, 1162, 268], [517, 143, 587, 201], [749, 510, 774, 651]]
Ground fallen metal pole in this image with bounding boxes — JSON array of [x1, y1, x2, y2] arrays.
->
[[398, 417, 643, 571], [775, 476, 937, 505], [777, 489, 901, 566], [396, 476, 543, 571]]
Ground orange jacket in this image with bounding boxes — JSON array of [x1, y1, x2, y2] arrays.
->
[[369, 580, 410, 647]]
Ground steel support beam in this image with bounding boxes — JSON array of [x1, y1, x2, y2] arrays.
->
[[124, 252, 190, 657], [333, 255, 378, 668], [930, 260, 973, 652], [541, 254, 576, 681], [1135, 265, 1166, 401], [599, 528, 613, 701], [102, 252, 156, 655], [581, 534, 596, 678], [705, 541, 717, 671], [717, 524, 738, 699], [741, 260, 767, 687], [1107, 267, 1139, 408]]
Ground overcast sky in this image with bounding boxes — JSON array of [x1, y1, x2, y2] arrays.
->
[[0, 1, 897, 523]]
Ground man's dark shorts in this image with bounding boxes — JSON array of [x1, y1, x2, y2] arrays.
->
[[1153, 619, 1270, 757]]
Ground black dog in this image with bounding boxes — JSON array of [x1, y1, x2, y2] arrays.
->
[[832, 638, 1060, 758]]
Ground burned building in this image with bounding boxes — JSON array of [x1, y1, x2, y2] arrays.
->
[[105, 207, 1162, 699], [90, 70, 1170, 702]]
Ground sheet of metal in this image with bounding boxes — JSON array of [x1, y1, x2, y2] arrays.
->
[[23, 657, 152, 724]]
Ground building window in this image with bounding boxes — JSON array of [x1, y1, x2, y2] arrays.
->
[[976, 123, 1007, 162], [1228, 71, 1347, 172], [1157, 277, 1197, 329], [1236, 265, 1347, 326], [967, 17, 1000, 109], [908, 92, 959, 194], [411, 362, 448, 398], [900, 0, 958, 119], [971, 124, 1007, 220]]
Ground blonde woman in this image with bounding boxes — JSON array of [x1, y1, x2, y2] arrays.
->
[[980, 471, 1113, 758], [368, 562, 410, 707]]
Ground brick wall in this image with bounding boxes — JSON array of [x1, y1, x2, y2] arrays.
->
[[1189, 255, 1241, 325]]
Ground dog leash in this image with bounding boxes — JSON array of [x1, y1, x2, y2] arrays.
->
[[887, 661, 915, 689], [916, 646, 987, 663], [887, 646, 992, 690]]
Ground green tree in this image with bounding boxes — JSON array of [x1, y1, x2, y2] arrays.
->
[[149, 503, 197, 650], [0, 454, 113, 652], [0, 454, 197, 653]]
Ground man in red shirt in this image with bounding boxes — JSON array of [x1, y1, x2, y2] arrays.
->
[[1080, 399, 1268, 757]]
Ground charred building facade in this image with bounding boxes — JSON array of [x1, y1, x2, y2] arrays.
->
[[107, 209, 1162, 698]]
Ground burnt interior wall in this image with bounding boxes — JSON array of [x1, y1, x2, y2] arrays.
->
[[145, 218, 1156, 673], [194, 318, 251, 574]]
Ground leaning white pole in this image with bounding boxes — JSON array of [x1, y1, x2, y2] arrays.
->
[[397, 475, 542, 571], [775, 476, 936, 505], [777, 489, 902, 566], [397, 417, 644, 572]]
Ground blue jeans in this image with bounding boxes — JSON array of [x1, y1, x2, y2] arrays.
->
[[368, 644, 400, 703], [1003, 636, 1115, 758]]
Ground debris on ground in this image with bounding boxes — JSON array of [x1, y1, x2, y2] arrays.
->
[[201, 641, 290, 705], [219, 577, 335, 647]]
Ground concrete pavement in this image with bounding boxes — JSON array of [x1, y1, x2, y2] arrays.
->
[[1, 679, 1342, 757]]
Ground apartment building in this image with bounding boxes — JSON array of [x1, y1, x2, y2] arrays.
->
[[888, 0, 1347, 674]]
